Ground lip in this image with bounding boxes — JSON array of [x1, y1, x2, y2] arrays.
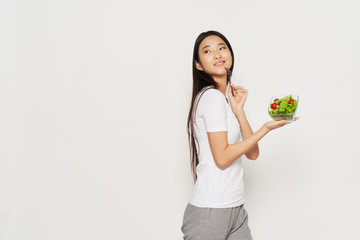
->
[[214, 61, 225, 66]]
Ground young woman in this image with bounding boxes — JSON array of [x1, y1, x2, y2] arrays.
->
[[181, 30, 298, 240]]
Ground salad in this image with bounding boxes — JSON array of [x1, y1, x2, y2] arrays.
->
[[268, 95, 298, 121]]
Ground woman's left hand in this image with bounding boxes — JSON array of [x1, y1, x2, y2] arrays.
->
[[228, 84, 248, 112]]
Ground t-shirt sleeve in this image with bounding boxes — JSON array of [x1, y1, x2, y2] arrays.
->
[[199, 89, 228, 132]]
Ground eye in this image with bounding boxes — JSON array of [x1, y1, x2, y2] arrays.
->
[[219, 46, 227, 50], [204, 50, 211, 54]]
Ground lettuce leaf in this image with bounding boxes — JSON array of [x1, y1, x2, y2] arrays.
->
[[269, 95, 298, 114]]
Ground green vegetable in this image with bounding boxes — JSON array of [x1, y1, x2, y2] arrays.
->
[[268, 95, 298, 120]]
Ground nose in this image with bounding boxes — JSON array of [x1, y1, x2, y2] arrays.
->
[[214, 50, 221, 59]]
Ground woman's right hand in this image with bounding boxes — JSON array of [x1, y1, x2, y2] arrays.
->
[[263, 117, 299, 131]]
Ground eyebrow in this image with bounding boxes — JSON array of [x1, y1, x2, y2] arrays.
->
[[201, 42, 226, 51]]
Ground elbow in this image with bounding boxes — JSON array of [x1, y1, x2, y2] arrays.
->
[[247, 155, 258, 161], [213, 158, 228, 170], [215, 161, 227, 170], [214, 155, 243, 170], [246, 152, 259, 161]]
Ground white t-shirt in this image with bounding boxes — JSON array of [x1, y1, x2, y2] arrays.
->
[[189, 86, 245, 208]]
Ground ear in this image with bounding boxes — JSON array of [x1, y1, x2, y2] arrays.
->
[[195, 60, 204, 71]]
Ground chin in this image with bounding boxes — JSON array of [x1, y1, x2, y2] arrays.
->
[[212, 67, 226, 73], [213, 70, 227, 77]]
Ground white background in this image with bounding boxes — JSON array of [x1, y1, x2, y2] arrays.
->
[[1, 0, 360, 239]]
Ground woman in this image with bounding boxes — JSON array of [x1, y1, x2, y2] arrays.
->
[[181, 30, 298, 240]]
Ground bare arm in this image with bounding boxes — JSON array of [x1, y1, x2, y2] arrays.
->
[[208, 120, 291, 170], [234, 109, 259, 160], [208, 83, 299, 170], [228, 84, 259, 160]]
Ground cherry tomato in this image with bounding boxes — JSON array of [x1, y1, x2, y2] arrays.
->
[[271, 103, 277, 110], [288, 99, 294, 104], [274, 98, 279, 102]]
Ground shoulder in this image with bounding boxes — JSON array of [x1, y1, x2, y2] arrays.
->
[[198, 88, 226, 104], [196, 88, 228, 117]]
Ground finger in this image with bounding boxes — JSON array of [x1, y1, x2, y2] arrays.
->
[[275, 120, 288, 127], [230, 83, 243, 90], [229, 84, 235, 90], [234, 87, 246, 93], [239, 87, 247, 93], [230, 84, 247, 95], [230, 84, 244, 90]]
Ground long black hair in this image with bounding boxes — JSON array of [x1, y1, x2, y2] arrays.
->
[[186, 30, 235, 182]]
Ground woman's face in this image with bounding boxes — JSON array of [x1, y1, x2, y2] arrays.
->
[[196, 35, 233, 78]]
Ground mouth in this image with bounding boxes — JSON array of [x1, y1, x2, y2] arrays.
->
[[214, 61, 225, 66]]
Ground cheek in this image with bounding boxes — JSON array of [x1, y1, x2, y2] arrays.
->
[[226, 54, 233, 67], [199, 56, 212, 69]]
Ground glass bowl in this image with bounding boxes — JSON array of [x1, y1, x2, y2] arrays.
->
[[268, 95, 299, 122]]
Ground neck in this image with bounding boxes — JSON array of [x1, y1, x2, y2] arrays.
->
[[212, 75, 228, 97]]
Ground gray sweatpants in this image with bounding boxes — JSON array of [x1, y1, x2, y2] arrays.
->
[[181, 203, 253, 240]]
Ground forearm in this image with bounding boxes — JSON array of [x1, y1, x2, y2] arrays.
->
[[234, 109, 260, 159], [214, 126, 269, 169], [234, 109, 254, 138]]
